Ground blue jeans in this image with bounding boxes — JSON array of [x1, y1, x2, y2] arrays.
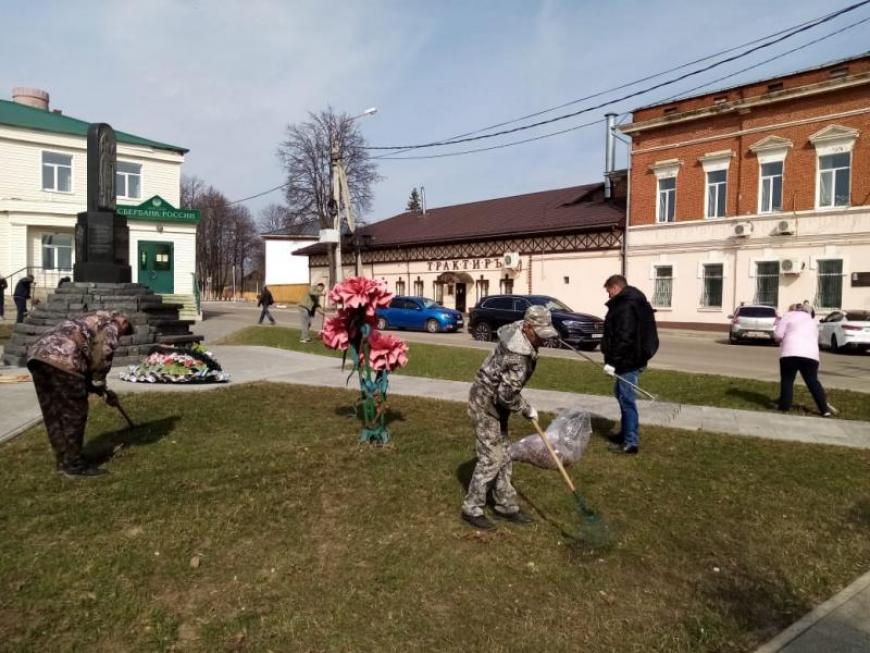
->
[[614, 368, 641, 448]]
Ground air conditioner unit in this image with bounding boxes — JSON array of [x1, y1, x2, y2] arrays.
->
[[502, 252, 522, 270], [780, 257, 803, 274], [733, 221, 753, 237], [775, 220, 795, 235]]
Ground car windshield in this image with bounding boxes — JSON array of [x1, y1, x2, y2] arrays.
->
[[845, 311, 870, 322], [420, 299, 441, 309], [539, 297, 572, 312], [738, 307, 776, 317]]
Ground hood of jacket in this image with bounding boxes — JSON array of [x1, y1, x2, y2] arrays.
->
[[606, 284, 648, 310], [497, 320, 535, 357]]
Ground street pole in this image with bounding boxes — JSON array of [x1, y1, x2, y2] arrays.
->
[[331, 138, 342, 286]]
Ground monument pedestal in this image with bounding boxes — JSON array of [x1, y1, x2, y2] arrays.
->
[[73, 210, 131, 283]]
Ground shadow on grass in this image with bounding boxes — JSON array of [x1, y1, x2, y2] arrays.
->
[[332, 404, 406, 428], [848, 497, 870, 528], [725, 387, 776, 409], [83, 416, 179, 465]]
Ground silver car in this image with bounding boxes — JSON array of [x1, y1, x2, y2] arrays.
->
[[728, 305, 778, 344]]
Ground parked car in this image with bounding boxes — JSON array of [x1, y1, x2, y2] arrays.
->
[[818, 309, 870, 353], [728, 304, 778, 344], [376, 296, 464, 333], [468, 294, 604, 349]]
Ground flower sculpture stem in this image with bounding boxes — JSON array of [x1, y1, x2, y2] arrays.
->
[[351, 324, 391, 444]]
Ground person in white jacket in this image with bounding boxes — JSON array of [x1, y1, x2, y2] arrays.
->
[[773, 304, 832, 417]]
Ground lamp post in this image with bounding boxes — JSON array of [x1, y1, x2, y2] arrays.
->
[[331, 107, 377, 286]]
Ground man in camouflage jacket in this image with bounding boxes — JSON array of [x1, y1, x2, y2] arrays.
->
[[461, 305, 558, 529], [26, 311, 132, 478]]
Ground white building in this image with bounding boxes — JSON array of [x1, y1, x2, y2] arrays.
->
[[0, 87, 199, 317], [261, 221, 318, 303]]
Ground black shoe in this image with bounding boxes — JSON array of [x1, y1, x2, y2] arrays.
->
[[609, 444, 638, 455], [59, 464, 109, 479], [493, 509, 534, 524], [461, 512, 496, 530]]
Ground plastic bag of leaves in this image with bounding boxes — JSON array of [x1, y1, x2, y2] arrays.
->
[[510, 407, 592, 469]]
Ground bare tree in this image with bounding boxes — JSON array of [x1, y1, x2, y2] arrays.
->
[[257, 203, 291, 234], [277, 108, 381, 283]]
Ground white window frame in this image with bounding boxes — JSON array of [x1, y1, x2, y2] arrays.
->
[[750, 138, 791, 214], [651, 264, 673, 308], [810, 125, 857, 210], [815, 258, 844, 310], [699, 262, 725, 308], [41, 150, 73, 193], [116, 160, 143, 200], [699, 151, 732, 220], [758, 160, 784, 214], [41, 233, 74, 271], [651, 159, 680, 224]]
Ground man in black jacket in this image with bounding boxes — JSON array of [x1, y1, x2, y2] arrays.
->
[[601, 274, 658, 455], [0, 275, 7, 319], [13, 274, 35, 323], [257, 285, 276, 325]]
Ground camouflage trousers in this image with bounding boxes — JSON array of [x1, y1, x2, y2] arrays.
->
[[27, 361, 89, 469], [461, 406, 519, 517]]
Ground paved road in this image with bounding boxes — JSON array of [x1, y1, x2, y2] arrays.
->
[[202, 302, 870, 392]]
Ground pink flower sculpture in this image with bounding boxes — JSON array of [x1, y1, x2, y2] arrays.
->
[[321, 314, 351, 351], [367, 330, 409, 372], [328, 277, 393, 317]]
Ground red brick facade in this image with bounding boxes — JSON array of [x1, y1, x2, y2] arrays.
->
[[623, 55, 870, 225]]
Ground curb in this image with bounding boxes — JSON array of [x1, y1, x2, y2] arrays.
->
[[0, 415, 43, 445], [754, 568, 870, 652]]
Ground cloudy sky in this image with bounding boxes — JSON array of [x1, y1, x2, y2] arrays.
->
[[1, 0, 867, 223]]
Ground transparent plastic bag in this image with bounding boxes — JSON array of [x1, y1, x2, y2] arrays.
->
[[510, 407, 592, 469]]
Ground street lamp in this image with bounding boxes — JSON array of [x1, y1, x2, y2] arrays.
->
[[331, 107, 377, 287]]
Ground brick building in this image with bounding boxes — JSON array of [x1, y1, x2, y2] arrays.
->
[[620, 53, 870, 328]]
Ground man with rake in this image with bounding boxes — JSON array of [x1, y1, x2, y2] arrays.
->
[[461, 305, 558, 530]]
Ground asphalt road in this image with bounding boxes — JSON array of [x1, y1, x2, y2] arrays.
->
[[201, 301, 870, 392]]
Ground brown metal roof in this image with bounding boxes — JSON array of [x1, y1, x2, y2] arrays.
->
[[294, 183, 623, 256]]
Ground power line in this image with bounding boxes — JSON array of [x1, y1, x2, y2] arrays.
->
[[376, 15, 870, 161], [363, 0, 870, 151]]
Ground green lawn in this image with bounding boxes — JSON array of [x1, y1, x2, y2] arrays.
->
[[1, 384, 870, 652], [224, 326, 870, 421]]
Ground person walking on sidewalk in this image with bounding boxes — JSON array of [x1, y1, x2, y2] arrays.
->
[[461, 305, 557, 530], [299, 282, 325, 343], [26, 311, 133, 478], [0, 274, 7, 319], [257, 285, 276, 325], [774, 303, 833, 417], [601, 274, 659, 455], [13, 274, 34, 323]]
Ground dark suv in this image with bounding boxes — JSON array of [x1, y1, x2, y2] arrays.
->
[[468, 295, 604, 350]]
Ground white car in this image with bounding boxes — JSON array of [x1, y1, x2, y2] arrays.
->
[[819, 310, 870, 353]]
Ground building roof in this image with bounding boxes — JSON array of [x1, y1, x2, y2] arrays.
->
[[293, 182, 624, 256], [261, 220, 321, 239], [0, 99, 188, 154]]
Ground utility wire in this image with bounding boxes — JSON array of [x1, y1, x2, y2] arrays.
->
[[363, 0, 870, 151], [377, 12, 870, 161]]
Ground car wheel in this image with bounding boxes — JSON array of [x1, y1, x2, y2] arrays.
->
[[472, 321, 493, 341], [377, 317, 388, 330], [831, 334, 840, 353], [729, 332, 739, 344], [425, 318, 440, 333]]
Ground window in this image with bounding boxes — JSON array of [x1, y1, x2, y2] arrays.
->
[[755, 261, 779, 307], [500, 277, 514, 294], [701, 264, 723, 308], [434, 282, 444, 304], [395, 279, 406, 295], [759, 161, 783, 213], [652, 266, 673, 307], [512, 298, 530, 312], [482, 297, 512, 310], [42, 234, 73, 270], [475, 278, 489, 299], [816, 259, 843, 309], [42, 151, 72, 192], [116, 161, 142, 199], [818, 153, 850, 208], [413, 278, 423, 296], [657, 177, 676, 223], [706, 170, 727, 218]]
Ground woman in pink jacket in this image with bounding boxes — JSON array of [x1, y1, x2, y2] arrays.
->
[[774, 304, 832, 417]]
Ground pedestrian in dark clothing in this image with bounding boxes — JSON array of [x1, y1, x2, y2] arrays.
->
[[13, 274, 34, 323], [258, 286, 276, 325], [0, 275, 7, 319], [601, 274, 658, 455], [26, 311, 133, 477]]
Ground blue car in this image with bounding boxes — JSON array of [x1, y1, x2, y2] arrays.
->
[[376, 296, 465, 333]]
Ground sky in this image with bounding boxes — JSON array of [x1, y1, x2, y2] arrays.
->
[[1, 0, 868, 225]]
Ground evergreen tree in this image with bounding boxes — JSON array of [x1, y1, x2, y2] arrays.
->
[[406, 188, 421, 211]]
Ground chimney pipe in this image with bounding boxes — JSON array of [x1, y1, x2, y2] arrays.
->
[[604, 112, 617, 200], [12, 87, 49, 110], [420, 186, 427, 215]]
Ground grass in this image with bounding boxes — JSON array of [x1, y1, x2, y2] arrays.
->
[[1, 383, 870, 652], [223, 326, 870, 422]]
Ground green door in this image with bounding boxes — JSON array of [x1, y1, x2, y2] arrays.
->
[[138, 241, 174, 294]]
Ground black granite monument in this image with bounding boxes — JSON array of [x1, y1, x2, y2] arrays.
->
[[73, 123, 131, 283]]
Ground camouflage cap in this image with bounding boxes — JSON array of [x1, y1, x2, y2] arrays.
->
[[523, 305, 558, 339]]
